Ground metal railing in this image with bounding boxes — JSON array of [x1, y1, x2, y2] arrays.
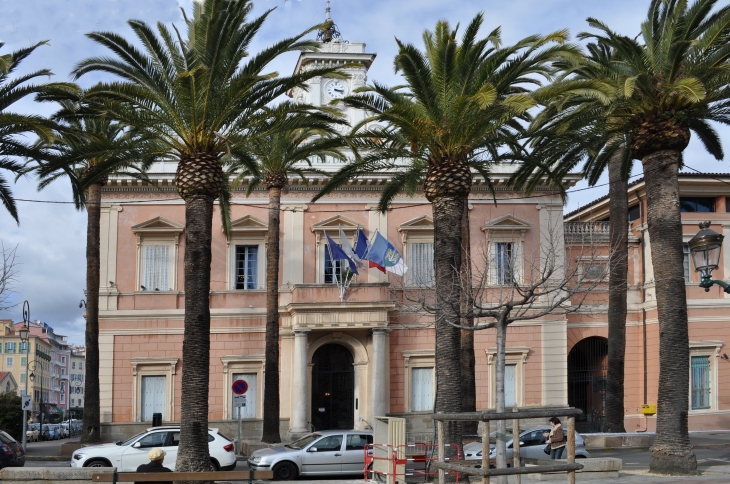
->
[[431, 408, 584, 484]]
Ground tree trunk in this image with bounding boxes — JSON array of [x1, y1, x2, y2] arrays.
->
[[460, 199, 477, 436], [262, 187, 282, 443], [604, 152, 628, 433], [494, 317, 508, 484], [175, 194, 215, 477], [642, 150, 697, 475], [80, 182, 102, 443], [432, 195, 465, 458]]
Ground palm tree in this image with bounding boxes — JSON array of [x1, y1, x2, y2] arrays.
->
[[511, 40, 633, 433], [313, 13, 577, 467], [228, 109, 347, 443], [0, 41, 77, 222], [30, 95, 156, 442], [522, 0, 730, 474], [71, 0, 342, 471]]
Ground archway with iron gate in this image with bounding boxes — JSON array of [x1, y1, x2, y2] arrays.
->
[[311, 343, 355, 431], [568, 336, 608, 433]]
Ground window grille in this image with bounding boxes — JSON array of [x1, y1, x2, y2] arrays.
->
[[691, 356, 711, 410], [235, 245, 259, 289], [408, 242, 434, 286], [411, 367, 434, 411], [143, 245, 170, 291]]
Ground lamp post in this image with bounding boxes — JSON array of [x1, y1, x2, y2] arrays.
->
[[19, 301, 31, 451], [688, 221, 730, 293], [28, 360, 45, 439]]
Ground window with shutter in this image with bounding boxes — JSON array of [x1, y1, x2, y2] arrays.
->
[[504, 364, 517, 407], [683, 244, 691, 282], [235, 245, 259, 289], [141, 375, 166, 421], [408, 242, 434, 286], [231, 373, 257, 419], [411, 367, 434, 411], [324, 244, 344, 284], [691, 356, 711, 410], [143, 245, 170, 291]]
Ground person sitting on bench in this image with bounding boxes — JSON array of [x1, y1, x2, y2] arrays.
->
[[136, 448, 172, 484]]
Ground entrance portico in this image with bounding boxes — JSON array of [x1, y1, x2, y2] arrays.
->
[[281, 288, 393, 439]]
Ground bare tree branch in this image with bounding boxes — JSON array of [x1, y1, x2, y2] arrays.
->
[[0, 242, 19, 312]]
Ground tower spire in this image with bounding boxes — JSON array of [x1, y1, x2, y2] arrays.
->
[[317, 0, 342, 43]]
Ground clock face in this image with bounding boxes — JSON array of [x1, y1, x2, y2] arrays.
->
[[325, 79, 348, 99]]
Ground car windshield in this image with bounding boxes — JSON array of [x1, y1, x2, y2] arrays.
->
[[489, 430, 514, 441], [29, 424, 39, 431], [288, 433, 321, 449], [120, 431, 150, 446]]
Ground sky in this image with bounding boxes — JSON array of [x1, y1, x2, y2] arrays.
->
[[1, 0, 729, 344]]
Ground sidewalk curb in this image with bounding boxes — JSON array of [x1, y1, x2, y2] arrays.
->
[[587, 443, 730, 452], [25, 456, 67, 461]]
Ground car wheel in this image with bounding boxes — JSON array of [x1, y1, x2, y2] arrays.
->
[[85, 459, 111, 468], [210, 459, 219, 471], [273, 461, 298, 481]]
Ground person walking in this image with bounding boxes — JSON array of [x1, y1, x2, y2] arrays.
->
[[135, 448, 172, 484], [544, 417, 567, 459]]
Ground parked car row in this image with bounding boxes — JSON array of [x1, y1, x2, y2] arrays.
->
[[0, 430, 25, 469], [25, 422, 80, 442]]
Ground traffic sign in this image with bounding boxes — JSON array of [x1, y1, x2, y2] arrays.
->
[[232, 379, 249, 395], [21, 395, 31, 411], [233, 394, 248, 407]]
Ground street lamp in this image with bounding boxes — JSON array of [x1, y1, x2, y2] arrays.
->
[[689, 221, 730, 293], [19, 301, 31, 451]]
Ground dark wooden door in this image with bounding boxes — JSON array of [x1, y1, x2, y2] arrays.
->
[[311, 344, 354, 431]]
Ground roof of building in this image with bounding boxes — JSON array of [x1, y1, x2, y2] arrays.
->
[[564, 172, 730, 220], [0, 372, 17, 387]]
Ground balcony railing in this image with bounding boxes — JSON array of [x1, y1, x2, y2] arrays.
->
[[564, 222, 611, 242]]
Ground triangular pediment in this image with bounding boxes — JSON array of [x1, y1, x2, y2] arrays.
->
[[229, 215, 268, 232], [481, 215, 532, 231], [398, 215, 434, 232], [310, 215, 363, 233], [131, 216, 184, 234]]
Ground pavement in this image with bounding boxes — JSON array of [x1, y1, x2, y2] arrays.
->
[[16, 432, 730, 483]]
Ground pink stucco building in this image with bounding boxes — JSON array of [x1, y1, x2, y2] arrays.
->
[[94, 17, 730, 440]]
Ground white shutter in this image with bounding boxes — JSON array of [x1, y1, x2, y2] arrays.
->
[[143, 245, 170, 290], [409, 243, 434, 286], [504, 364, 517, 407], [141, 376, 166, 421], [411, 367, 434, 411], [232, 373, 257, 419]]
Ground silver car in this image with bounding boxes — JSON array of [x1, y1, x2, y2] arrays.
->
[[463, 426, 590, 464], [248, 430, 373, 480]]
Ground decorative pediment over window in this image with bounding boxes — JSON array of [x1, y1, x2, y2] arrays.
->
[[310, 215, 363, 242], [229, 215, 268, 234], [131, 217, 184, 235], [481, 215, 532, 233], [398, 215, 434, 243]]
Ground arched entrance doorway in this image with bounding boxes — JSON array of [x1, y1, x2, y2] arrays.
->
[[311, 344, 355, 431], [568, 336, 608, 433]]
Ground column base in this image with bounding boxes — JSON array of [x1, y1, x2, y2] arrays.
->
[[287, 428, 310, 440]]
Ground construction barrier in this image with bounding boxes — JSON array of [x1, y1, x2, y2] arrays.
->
[[365, 442, 462, 482]]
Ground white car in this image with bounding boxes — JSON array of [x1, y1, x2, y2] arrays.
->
[[70, 426, 236, 471]]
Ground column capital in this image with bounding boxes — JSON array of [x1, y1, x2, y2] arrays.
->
[[293, 328, 311, 336], [372, 327, 390, 336]]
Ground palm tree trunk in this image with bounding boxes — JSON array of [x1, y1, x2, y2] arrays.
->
[[80, 182, 102, 443], [432, 195, 465, 457], [262, 187, 282, 443], [460, 199, 477, 436], [176, 194, 215, 476], [494, 316, 508, 484], [642, 150, 697, 475], [604, 153, 628, 433]]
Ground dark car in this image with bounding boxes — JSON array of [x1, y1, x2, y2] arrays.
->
[[0, 430, 25, 469]]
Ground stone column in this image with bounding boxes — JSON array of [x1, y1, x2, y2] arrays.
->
[[289, 329, 310, 436], [370, 328, 388, 420]]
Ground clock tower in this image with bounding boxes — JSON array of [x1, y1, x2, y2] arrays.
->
[[289, 1, 377, 134]]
